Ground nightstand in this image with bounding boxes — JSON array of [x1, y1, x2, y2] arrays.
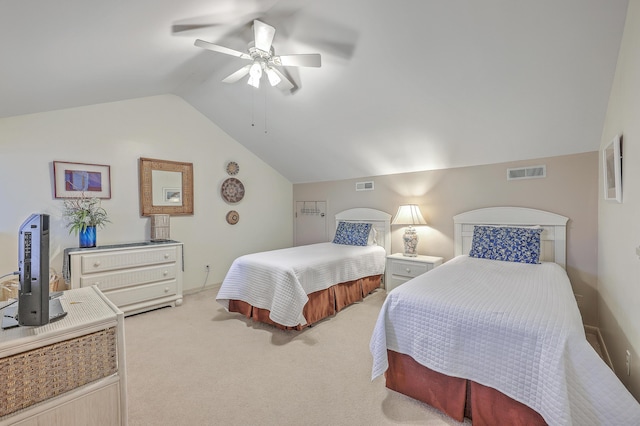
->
[[385, 253, 444, 292]]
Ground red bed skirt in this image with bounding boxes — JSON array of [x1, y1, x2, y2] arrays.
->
[[385, 350, 547, 425], [227, 274, 381, 330]]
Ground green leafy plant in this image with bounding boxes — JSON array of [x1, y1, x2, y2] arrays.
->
[[62, 195, 111, 235]]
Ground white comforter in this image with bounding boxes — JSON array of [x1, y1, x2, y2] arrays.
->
[[370, 255, 640, 425], [217, 242, 386, 327]]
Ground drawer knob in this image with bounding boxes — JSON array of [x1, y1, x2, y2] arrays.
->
[[93, 261, 101, 267], [406, 268, 411, 273], [163, 270, 168, 276], [164, 287, 170, 293], [164, 253, 170, 259]]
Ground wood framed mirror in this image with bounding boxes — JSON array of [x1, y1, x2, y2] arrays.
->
[[139, 157, 194, 216]]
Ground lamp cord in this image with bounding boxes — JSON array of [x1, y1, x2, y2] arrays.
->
[[0, 271, 18, 280], [1, 299, 17, 312], [0, 271, 19, 312]]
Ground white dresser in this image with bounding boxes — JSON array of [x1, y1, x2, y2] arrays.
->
[[0, 286, 127, 425], [385, 253, 443, 292], [67, 241, 183, 316]]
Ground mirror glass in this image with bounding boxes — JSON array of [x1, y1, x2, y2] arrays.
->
[[151, 170, 183, 206], [139, 158, 194, 216]]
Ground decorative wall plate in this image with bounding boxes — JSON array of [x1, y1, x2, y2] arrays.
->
[[226, 161, 239, 176], [221, 178, 245, 203], [226, 210, 240, 225]]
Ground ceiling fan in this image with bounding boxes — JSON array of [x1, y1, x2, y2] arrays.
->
[[194, 20, 321, 90]]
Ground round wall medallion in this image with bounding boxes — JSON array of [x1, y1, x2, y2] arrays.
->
[[226, 210, 240, 225], [221, 178, 245, 203], [226, 161, 239, 176]]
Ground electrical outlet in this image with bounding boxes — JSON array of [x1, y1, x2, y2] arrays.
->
[[626, 350, 631, 376]]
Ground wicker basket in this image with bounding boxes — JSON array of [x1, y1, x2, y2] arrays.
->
[[0, 268, 66, 302], [0, 327, 117, 418]]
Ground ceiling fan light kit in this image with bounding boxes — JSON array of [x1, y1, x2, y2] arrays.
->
[[194, 20, 320, 91], [248, 61, 263, 88]]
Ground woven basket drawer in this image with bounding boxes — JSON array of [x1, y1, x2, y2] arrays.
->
[[106, 280, 178, 307], [79, 264, 177, 291], [0, 327, 117, 418], [79, 246, 178, 274]]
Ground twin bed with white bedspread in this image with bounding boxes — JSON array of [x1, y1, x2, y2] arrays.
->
[[370, 207, 640, 425], [217, 208, 391, 329]]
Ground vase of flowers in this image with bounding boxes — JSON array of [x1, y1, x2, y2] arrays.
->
[[62, 195, 110, 248]]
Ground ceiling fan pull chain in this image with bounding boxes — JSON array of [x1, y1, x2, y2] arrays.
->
[[264, 89, 268, 134], [251, 87, 255, 128]]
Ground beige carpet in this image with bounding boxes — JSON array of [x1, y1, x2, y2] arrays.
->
[[124, 286, 471, 426]]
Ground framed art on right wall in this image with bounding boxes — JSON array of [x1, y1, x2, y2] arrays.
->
[[603, 134, 622, 203]]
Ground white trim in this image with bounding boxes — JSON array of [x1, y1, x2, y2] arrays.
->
[[453, 207, 569, 268], [335, 208, 392, 254]]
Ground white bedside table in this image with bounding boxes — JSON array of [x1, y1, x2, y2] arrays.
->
[[385, 253, 443, 292]]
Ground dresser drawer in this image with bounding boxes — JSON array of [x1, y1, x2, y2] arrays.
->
[[104, 280, 178, 308], [79, 264, 177, 291], [389, 259, 430, 278], [79, 246, 178, 275]]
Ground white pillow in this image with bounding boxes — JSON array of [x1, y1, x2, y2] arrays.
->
[[368, 226, 378, 245]]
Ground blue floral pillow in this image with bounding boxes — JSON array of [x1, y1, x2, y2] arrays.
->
[[469, 226, 542, 264], [332, 222, 373, 246]]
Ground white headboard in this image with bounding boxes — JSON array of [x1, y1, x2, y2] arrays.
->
[[335, 208, 392, 254], [453, 207, 569, 268]]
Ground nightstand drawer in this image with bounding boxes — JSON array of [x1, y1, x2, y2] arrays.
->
[[385, 254, 444, 292], [390, 260, 430, 278]]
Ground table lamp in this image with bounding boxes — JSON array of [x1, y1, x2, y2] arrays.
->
[[391, 204, 427, 257]]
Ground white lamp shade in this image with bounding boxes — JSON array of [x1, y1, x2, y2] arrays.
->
[[391, 204, 427, 226]]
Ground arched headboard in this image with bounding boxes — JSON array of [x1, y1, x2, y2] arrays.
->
[[335, 208, 392, 254], [453, 207, 569, 268]]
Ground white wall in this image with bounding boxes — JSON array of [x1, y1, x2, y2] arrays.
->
[[598, 0, 640, 399], [0, 94, 293, 293]]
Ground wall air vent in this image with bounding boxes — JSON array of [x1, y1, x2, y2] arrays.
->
[[507, 165, 546, 181], [355, 181, 374, 191]]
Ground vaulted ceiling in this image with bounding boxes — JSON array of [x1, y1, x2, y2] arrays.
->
[[1, 0, 629, 183]]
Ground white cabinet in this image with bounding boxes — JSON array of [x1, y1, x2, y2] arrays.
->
[[385, 253, 443, 292], [0, 286, 127, 425], [68, 241, 183, 316]]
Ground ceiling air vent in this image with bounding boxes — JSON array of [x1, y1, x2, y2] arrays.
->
[[507, 165, 546, 181], [356, 181, 374, 191]]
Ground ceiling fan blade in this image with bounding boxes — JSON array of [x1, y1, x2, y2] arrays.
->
[[172, 8, 263, 35], [268, 67, 295, 90], [194, 39, 252, 60], [222, 65, 252, 83], [173, 23, 220, 34], [253, 20, 276, 52], [273, 54, 321, 68]]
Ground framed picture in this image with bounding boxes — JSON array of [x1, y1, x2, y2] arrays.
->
[[53, 161, 111, 199], [163, 188, 182, 204], [602, 134, 622, 203]]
